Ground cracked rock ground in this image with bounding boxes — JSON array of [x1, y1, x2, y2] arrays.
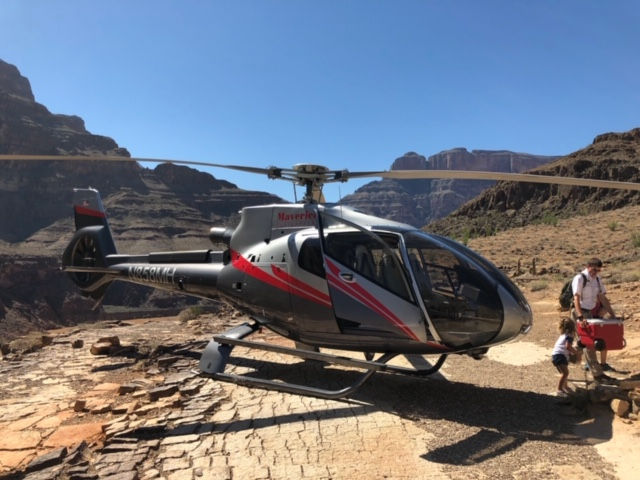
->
[[0, 301, 638, 479]]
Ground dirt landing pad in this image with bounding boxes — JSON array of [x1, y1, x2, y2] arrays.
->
[[0, 311, 637, 480]]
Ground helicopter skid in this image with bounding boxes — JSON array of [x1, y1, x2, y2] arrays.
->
[[198, 323, 447, 399]]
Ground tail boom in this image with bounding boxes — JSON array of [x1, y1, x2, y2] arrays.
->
[[63, 187, 229, 303], [62, 249, 226, 300]]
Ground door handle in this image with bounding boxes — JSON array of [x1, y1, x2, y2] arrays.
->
[[339, 272, 355, 283]]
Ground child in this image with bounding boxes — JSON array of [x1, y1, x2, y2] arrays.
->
[[551, 318, 581, 397]]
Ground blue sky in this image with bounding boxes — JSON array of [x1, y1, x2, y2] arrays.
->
[[2, 1, 639, 201]]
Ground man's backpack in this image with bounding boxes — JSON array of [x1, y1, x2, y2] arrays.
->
[[559, 273, 587, 310]]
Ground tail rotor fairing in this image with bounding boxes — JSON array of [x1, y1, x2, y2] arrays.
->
[[70, 234, 99, 286]]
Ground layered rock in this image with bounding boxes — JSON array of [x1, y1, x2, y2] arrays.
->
[[0, 60, 34, 101], [342, 150, 557, 227], [0, 60, 126, 157], [428, 127, 640, 238], [0, 59, 282, 339], [0, 255, 101, 339]]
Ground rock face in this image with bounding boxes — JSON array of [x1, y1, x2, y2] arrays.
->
[[428, 127, 640, 238], [341, 150, 557, 227], [0, 254, 101, 340], [0, 60, 34, 101], [0, 60, 126, 157], [0, 59, 283, 339]]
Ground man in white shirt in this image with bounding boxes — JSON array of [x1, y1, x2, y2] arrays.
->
[[571, 257, 616, 377]]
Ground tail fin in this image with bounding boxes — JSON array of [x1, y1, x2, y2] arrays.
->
[[62, 188, 116, 301], [71, 187, 117, 247]]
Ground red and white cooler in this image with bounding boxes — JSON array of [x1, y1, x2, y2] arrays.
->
[[577, 318, 625, 351]]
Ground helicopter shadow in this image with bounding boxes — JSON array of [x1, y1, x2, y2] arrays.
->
[[219, 353, 612, 466]]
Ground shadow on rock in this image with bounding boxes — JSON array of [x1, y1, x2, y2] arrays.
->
[[216, 353, 613, 465], [421, 429, 526, 465]]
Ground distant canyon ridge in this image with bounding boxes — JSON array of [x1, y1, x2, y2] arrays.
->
[[341, 149, 557, 227]]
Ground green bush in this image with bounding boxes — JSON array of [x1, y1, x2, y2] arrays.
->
[[632, 232, 640, 248], [608, 221, 618, 231], [540, 212, 558, 226]]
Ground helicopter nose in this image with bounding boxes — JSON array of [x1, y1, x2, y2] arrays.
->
[[494, 284, 533, 344]]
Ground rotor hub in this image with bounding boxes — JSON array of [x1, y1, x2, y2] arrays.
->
[[287, 164, 349, 202]]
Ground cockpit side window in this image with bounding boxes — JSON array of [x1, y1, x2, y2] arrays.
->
[[408, 246, 461, 297], [298, 237, 326, 278]]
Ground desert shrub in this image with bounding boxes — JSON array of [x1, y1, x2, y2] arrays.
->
[[632, 232, 640, 248], [607, 273, 623, 285], [477, 220, 495, 237], [606, 268, 638, 285], [7, 332, 51, 354], [540, 212, 558, 226], [608, 221, 618, 231], [461, 228, 472, 246], [178, 306, 204, 323], [530, 281, 548, 292]]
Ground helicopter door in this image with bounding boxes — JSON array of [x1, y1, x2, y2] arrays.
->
[[318, 213, 427, 343]]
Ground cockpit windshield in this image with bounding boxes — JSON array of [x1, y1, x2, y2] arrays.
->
[[404, 231, 503, 347]]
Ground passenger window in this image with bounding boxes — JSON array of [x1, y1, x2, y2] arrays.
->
[[325, 231, 411, 301], [298, 238, 325, 278]]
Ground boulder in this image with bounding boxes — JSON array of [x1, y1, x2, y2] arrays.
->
[[90, 342, 113, 355], [610, 398, 631, 417]]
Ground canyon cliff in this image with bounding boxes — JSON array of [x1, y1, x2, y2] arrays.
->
[[0, 59, 282, 339], [428, 128, 640, 239], [341, 150, 558, 227]]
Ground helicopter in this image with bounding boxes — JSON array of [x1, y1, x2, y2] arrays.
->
[[3, 154, 640, 399]]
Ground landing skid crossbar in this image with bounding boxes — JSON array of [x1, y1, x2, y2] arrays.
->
[[199, 329, 447, 399], [201, 354, 393, 400], [214, 335, 398, 371]]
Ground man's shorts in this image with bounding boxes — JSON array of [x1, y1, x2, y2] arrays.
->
[[571, 308, 595, 321]]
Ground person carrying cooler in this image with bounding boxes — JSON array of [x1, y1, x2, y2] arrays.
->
[[571, 257, 616, 378]]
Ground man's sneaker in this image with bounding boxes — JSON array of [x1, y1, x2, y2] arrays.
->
[[556, 391, 568, 398], [601, 363, 613, 372], [583, 363, 590, 371]]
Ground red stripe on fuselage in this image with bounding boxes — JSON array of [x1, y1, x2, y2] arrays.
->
[[324, 258, 420, 341], [270, 264, 332, 306], [326, 267, 447, 349], [325, 258, 448, 349], [231, 250, 332, 308]]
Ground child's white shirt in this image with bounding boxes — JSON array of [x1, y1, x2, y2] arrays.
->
[[552, 333, 573, 359]]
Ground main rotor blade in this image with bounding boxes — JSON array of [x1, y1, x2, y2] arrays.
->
[[3, 154, 640, 192], [0, 154, 277, 176], [347, 169, 640, 192]]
